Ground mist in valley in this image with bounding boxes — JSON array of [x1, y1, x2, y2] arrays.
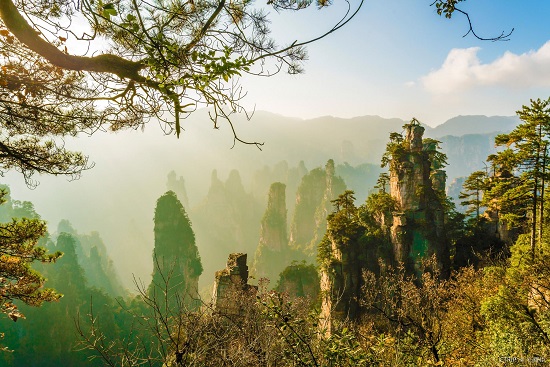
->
[[0, 109, 518, 293]]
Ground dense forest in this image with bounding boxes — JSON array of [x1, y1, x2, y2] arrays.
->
[[1, 99, 550, 366]]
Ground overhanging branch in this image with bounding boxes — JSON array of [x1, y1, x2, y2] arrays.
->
[[0, 0, 145, 80]]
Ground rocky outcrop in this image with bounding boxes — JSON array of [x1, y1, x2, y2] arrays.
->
[[317, 191, 372, 334], [148, 191, 202, 310], [389, 121, 449, 274], [276, 261, 320, 301], [252, 182, 289, 284], [318, 120, 450, 334], [289, 160, 346, 260], [166, 170, 190, 209], [192, 169, 262, 288], [212, 253, 257, 314]]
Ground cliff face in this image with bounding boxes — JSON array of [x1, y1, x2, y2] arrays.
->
[[166, 170, 190, 209], [252, 182, 288, 284], [148, 191, 202, 310], [192, 169, 262, 287], [212, 253, 257, 314], [389, 122, 449, 273], [318, 121, 450, 334], [317, 191, 373, 334], [289, 160, 346, 260]]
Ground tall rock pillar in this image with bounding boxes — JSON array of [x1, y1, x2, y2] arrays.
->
[[253, 182, 288, 284], [389, 120, 449, 274], [148, 191, 203, 310]]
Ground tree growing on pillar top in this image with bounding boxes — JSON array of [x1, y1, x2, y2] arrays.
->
[[148, 191, 202, 310], [383, 118, 450, 275]]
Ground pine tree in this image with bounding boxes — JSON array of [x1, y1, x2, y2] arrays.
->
[[0, 190, 61, 341], [490, 98, 550, 255], [459, 170, 488, 219]]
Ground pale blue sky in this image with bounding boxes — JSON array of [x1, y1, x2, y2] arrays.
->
[[239, 0, 550, 126]]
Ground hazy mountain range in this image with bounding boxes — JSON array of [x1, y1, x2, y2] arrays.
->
[[0, 110, 520, 290]]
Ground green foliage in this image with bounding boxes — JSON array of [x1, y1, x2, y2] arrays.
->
[[276, 261, 320, 301], [318, 189, 395, 271], [423, 138, 448, 170], [374, 172, 389, 193], [154, 191, 197, 259], [149, 191, 202, 309], [319, 191, 363, 266], [485, 98, 550, 254], [321, 328, 368, 366], [459, 170, 488, 218], [381, 132, 406, 169], [0, 190, 61, 345], [0, 231, 122, 366], [433, 0, 465, 19], [365, 191, 396, 221], [478, 235, 550, 362]]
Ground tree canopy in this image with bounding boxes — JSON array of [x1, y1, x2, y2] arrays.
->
[[0, 190, 61, 344], [0, 0, 513, 186], [0, 0, 364, 185], [486, 98, 550, 256]]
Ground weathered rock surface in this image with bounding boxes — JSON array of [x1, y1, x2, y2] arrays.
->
[[253, 182, 289, 284], [389, 121, 449, 274], [212, 253, 257, 314], [289, 159, 346, 260]]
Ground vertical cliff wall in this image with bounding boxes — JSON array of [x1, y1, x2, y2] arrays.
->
[[252, 182, 289, 284], [148, 191, 202, 310], [289, 159, 346, 260], [389, 121, 449, 274]]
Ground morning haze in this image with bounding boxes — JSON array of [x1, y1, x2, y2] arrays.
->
[[0, 110, 518, 289], [2, 0, 550, 365]]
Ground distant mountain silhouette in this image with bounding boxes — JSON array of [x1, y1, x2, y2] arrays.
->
[[3, 109, 520, 289], [429, 115, 519, 138]]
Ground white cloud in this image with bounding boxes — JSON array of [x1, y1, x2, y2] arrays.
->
[[421, 41, 550, 94]]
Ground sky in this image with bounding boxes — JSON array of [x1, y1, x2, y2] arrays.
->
[[237, 0, 550, 126]]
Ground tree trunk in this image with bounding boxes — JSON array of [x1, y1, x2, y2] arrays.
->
[[540, 144, 547, 245], [0, 0, 145, 80], [532, 174, 538, 259]]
